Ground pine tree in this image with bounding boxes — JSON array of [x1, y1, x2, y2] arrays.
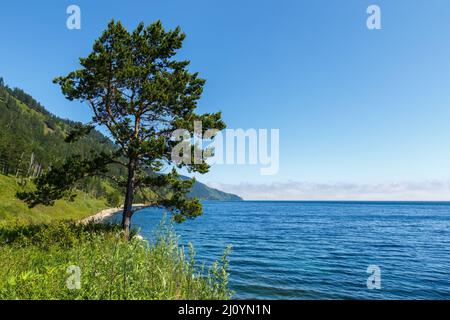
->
[[18, 20, 225, 239]]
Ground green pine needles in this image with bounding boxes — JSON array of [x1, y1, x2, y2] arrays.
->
[[18, 20, 226, 239]]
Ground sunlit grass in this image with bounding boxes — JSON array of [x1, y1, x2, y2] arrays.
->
[[0, 175, 108, 224], [0, 221, 232, 300]]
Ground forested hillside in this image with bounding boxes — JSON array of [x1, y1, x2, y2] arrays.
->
[[0, 77, 123, 203], [0, 77, 241, 203]]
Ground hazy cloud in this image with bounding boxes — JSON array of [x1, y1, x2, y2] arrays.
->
[[207, 180, 450, 201]]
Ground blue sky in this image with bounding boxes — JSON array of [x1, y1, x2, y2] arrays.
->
[[1, 0, 450, 199]]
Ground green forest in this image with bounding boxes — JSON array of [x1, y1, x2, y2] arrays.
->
[[0, 77, 241, 211], [0, 78, 122, 201]]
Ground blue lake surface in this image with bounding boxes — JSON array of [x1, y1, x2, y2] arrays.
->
[[107, 201, 450, 299]]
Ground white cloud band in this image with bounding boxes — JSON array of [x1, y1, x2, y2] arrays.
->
[[207, 180, 450, 201]]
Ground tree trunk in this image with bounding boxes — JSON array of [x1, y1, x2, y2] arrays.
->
[[122, 159, 136, 240]]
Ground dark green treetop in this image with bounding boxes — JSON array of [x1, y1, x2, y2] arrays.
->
[[19, 20, 225, 238]]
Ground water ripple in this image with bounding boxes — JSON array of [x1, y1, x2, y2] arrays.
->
[[107, 201, 450, 299]]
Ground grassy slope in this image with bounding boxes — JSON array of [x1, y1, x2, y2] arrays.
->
[[0, 222, 232, 300], [0, 175, 108, 224], [0, 176, 233, 300]]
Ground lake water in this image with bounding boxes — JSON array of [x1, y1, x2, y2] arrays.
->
[[107, 201, 450, 299]]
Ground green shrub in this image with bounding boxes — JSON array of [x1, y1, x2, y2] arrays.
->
[[106, 190, 122, 208], [0, 221, 232, 300]]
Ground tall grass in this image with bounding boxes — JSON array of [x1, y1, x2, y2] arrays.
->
[[0, 221, 232, 300]]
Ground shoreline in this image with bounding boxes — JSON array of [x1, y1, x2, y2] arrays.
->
[[79, 204, 149, 224]]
